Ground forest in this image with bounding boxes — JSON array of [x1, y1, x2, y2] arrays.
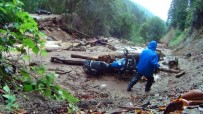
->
[[20, 0, 203, 44], [21, 0, 166, 43], [0, 0, 203, 113]]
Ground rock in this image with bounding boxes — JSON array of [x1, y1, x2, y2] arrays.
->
[[185, 53, 192, 58], [89, 99, 98, 105], [77, 101, 90, 109]]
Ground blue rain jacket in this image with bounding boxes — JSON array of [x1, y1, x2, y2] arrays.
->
[[137, 41, 160, 77]]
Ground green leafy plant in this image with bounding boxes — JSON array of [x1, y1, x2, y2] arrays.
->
[[20, 65, 79, 103], [0, 0, 79, 113], [2, 85, 19, 112]]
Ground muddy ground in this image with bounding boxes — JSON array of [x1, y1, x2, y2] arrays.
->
[[13, 15, 203, 114]]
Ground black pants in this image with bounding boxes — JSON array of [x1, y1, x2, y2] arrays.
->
[[127, 72, 154, 92]]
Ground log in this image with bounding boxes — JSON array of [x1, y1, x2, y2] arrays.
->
[[188, 100, 203, 105], [50, 57, 84, 65], [159, 68, 181, 74], [71, 53, 141, 63], [175, 71, 186, 78], [71, 54, 115, 63], [44, 27, 51, 34], [71, 54, 98, 60], [181, 90, 203, 101], [45, 47, 61, 52]]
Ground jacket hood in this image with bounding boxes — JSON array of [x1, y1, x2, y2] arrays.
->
[[148, 40, 157, 51]]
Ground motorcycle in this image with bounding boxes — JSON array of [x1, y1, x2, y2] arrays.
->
[[83, 49, 136, 78]]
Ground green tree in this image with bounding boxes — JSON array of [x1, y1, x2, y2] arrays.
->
[[20, 0, 152, 42], [139, 16, 166, 42], [167, 0, 189, 30], [139, 23, 150, 43]]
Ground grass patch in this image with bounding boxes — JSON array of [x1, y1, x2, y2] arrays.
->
[[169, 30, 186, 47]]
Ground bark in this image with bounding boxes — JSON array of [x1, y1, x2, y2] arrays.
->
[[71, 53, 141, 63], [71, 54, 98, 60], [159, 68, 181, 73], [50, 57, 84, 65], [181, 90, 203, 101], [175, 71, 185, 78]]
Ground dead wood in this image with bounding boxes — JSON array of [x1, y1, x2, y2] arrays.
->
[[188, 100, 203, 105], [181, 90, 203, 101], [71, 54, 98, 60], [50, 57, 84, 65], [61, 27, 91, 38], [71, 54, 114, 63], [45, 47, 61, 52], [55, 70, 72, 74], [44, 27, 51, 34], [175, 71, 186, 78], [159, 68, 181, 74], [71, 53, 140, 63]]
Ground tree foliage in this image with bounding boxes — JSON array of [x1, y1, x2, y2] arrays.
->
[[20, 0, 166, 42], [139, 17, 166, 42], [0, 0, 78, 112], [167, 0, 203, 32]]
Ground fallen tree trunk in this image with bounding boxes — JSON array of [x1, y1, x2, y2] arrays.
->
[[159, 68, 181, 74], [175, 71, 186, 78], [71, 53, 140, 63], [50, 57, 84, 65], [71, 54, 98, 60], [50, 57, 185, 75], [71, 54, 115, 63]]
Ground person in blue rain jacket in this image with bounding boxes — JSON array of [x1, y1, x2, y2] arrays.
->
[[127, 40, 160, 92]]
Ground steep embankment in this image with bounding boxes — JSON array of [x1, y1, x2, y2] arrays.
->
[[161, 27, 203, 56], [174, 30, 203, 55]]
